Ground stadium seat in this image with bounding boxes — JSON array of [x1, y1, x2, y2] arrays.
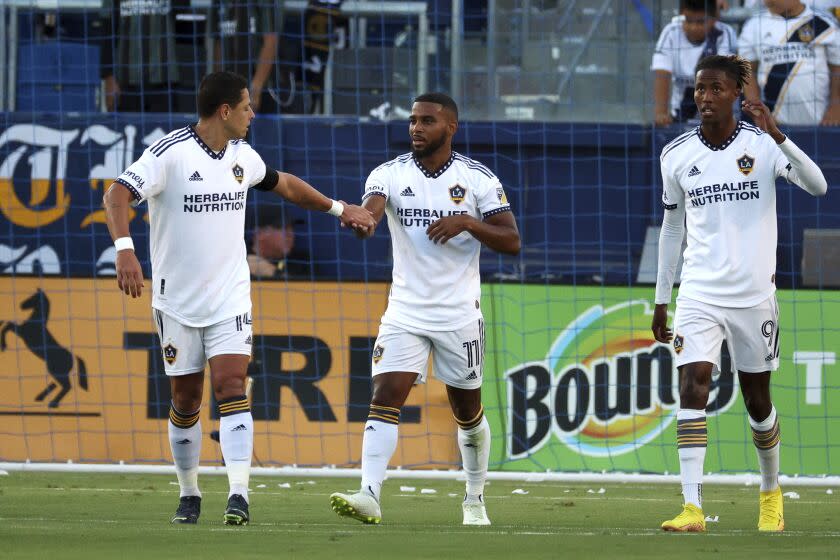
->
[[16, 41, 100, 113]]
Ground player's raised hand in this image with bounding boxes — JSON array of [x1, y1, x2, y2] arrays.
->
[[742, 100, 786, 143], [651, 303, 673, 344], [427, 215, 473, 245], [116, 250, 145, 298]]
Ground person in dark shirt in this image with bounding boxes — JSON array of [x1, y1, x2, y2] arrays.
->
[[211, 0, 281, 113], [248, 205, 312, 279], [101, 0, 181, 112]]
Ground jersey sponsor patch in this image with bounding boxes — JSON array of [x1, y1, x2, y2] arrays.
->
[[449, 184, 466, 204], [232, 163, 244, 184], [737, 154, 755, 176], [496, 186, 508, 204]]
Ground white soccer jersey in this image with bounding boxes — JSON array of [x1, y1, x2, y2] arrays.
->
[[738, 6, 840, 124], [659, 121, 792, 307], [364, 152, 511, 331], [652, 19, 738, 119], [116, 125, 272, 326]]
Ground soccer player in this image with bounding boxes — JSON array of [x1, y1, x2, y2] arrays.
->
[[738, 0, 840, 125], [103, 71, 374, 525], [329, 93, 520, 526], [652, 54, 827, 532]]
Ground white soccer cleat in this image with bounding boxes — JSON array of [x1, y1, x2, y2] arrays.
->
[[462, 498, 491, 526], [330, 491, 382, 525]]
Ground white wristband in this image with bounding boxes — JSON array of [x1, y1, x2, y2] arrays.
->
[[114, 237, 135, 252], [327, 199, 344, 217]]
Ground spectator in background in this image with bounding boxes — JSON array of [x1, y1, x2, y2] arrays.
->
[[248, 206, 312, 279], [739, 0, 840, 125], [211, 1, 281, 113], [302, 0, 348, 113], [101, 0, 182, 112], [652, 0, 739, 126]]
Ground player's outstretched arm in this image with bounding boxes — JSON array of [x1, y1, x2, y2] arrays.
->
[[426, 211, 520, 255], [743, 99, 828, 197], [103, 183, 145, 298], [271, 172, 375, 233]]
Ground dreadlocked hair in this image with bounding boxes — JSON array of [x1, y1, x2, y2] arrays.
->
[[695, 54, 752, 90]]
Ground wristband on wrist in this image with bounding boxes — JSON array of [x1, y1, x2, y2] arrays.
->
[[114, 237, 135, 252], [327, 199, 344, 217]]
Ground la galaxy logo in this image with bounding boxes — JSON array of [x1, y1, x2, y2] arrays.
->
[[163, 343, 178, 365], [449, 184, 466, 204], [673, 334, 684, 354], [797, 24, 814, 43], [232, 163, 244, 184], [372, 344, 384, 364], [737, 154, 755, 176]]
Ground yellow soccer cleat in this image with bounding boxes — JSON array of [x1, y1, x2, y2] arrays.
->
[[661, 503, 706, 532], [758, 487, 784, 532]]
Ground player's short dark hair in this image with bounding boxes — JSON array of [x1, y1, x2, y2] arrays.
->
[[413, 92, 459, 120], [197, 72, 249, 118], [680, 0, 718, 15], [695, 54, 751, 90]]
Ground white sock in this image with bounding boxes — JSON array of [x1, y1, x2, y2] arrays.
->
[[677, 408, 707, 508], [458, 415, 490, 502], [360, 409, 399, 502], [749, 406, 780, 492], [218, 395, 253, 502], [168, 404, 202, 498]]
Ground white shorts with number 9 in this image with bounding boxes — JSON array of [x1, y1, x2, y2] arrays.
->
[[371, 319, 486, 390]]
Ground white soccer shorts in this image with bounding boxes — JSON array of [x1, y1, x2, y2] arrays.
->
[[672, 295, 780, 373], [152, 308, 253, 376], [371, 319, 486, 390]]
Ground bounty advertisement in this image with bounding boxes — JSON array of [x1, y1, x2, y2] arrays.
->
[[482, 285, 840, 476]]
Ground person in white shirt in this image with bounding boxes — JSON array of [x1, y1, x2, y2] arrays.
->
[[739, 0, 840, 125], [653, 54, 826, 533], [653, 0, 739, 126], [103, 71, 373, 526], [329, 93, 520, 527]]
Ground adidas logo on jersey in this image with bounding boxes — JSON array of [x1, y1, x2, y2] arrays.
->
[[466, 371, 478, 380], [400, 186, 415, 196], [175, 438, 192, 445], [245, 335, 252, 345], [365, 425, 376, 431], [688, 166, 701, 177], [189, 171, 203, 182], [231, 424, 248, 432]]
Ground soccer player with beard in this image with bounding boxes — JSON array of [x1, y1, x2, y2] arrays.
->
[[329, 93, 520, 526], [104, 71, 373, 525], [652, 55, 827, 532]]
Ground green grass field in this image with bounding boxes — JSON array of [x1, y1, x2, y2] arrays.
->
[[1, 472, 836, 559]]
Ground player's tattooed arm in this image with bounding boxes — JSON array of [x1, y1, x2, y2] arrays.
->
[[427, 211, 520, 255], [103, 183, 145, 298]]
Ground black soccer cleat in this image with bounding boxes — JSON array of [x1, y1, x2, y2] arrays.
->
[[171, 495, 201, 524], [223, 494, 249, 526]]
